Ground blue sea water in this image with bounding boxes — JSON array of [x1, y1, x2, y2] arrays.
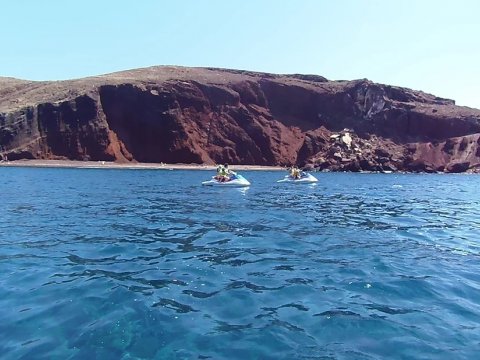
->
[[0, 167, 479, 359]]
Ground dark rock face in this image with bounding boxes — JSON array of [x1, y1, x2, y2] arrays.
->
[[1, 66, 480, 172], [36, 95, 111, 160]]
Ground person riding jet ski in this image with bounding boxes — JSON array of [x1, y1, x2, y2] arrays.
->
[[215, 164, 231, 182], [278, 165, 318, 183], [290, 166, 301, 180], [203, 164, 250, 187], [224, 164, 238, 179]]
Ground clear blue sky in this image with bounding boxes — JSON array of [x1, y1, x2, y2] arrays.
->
[[2, 0, 479, 108]]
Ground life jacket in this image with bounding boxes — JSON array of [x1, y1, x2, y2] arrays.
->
[[217, 166, 228, 176]]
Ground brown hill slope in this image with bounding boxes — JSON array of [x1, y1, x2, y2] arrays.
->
[[1, 66, 480, 172]]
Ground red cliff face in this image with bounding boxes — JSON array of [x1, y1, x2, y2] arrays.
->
[[1, 66, 480, 172]]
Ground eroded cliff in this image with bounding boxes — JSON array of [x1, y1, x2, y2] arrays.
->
[[1, 66, 479, 172]]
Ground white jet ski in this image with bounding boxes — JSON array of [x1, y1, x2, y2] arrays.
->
[[277, 172, 318, 184], [202, 173, 251, 187]]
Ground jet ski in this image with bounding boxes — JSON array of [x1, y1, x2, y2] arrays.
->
[[202, 173, 251, 187], [277, 172, 318, 184]]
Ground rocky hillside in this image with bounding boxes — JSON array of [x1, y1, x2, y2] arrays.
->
[[1, 66, 480, 172]]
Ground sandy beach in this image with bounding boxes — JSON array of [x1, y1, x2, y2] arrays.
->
[[0, 159, 284, 171]]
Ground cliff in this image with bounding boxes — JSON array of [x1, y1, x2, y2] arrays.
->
[[1, 66, 480, 172]]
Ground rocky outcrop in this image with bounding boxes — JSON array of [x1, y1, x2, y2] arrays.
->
[[1, 66, 480, 172]]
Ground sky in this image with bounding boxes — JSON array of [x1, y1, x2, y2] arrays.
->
[[2, 0, 480, 108]]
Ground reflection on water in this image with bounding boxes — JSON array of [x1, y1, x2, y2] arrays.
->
[[0, 168, 479, 359], [236, 186, 249, 195]]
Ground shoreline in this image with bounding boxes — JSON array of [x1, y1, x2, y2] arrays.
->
[[0, 159, 477, 174], [0, 159, 285, 171]]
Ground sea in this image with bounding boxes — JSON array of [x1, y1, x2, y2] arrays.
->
[[0, 167, 479, 359]]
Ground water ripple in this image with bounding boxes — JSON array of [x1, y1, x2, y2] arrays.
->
[[0, 169, 479, 359]]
